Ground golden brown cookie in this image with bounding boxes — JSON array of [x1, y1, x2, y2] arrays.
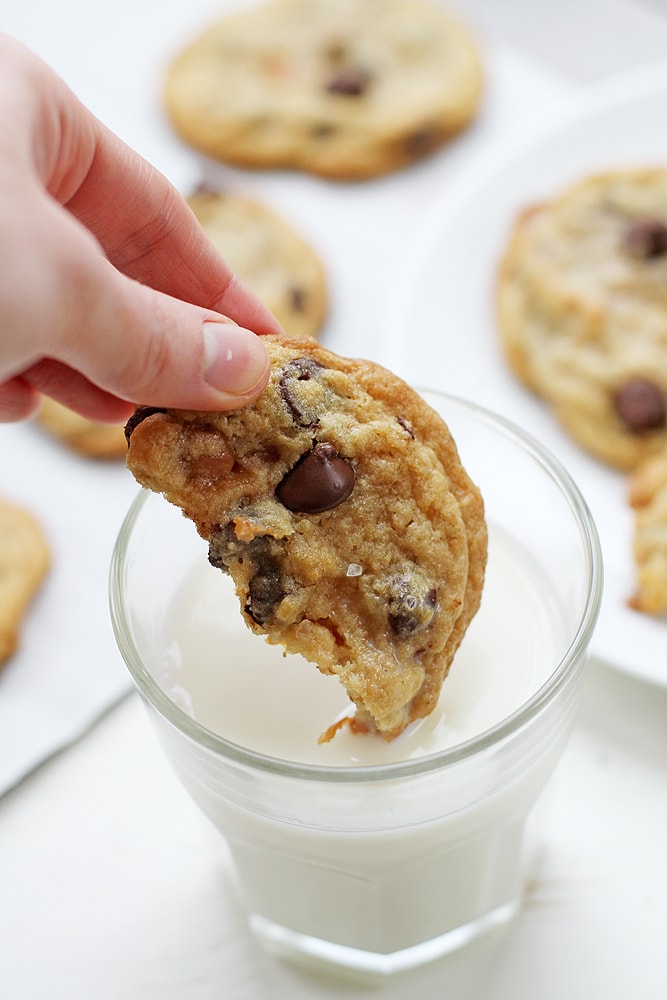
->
[[36, 398, 126, 460], [165, 0, 483, 180], [125, 334, 487, 740], [188, 188, 327, 338], [497, 168, 667, 471], [0, 499, 50, 666], [628, 446, 667, 615]]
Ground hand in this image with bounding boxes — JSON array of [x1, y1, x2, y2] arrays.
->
[[0, 34, 281, 423]]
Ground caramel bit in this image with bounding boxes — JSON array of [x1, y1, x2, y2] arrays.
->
[[318, 714, 371, 745], [232, 516, 275, 543], [185, 453, 234, 484], [183, 428, 235, 483]]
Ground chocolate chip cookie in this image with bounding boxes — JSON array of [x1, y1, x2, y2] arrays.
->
[[164, 0, 483, 180], [628, 445, 667, 615], [188, 188, 327, 339], [125, 334, 487, 741], [36, 398, 127, 459], [0, 499, 50, 666], [497, 168, 667, 471]]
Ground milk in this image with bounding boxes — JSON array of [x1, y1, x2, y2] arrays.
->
[[161, 527, 560, 764], [147, 524, 571, 970]]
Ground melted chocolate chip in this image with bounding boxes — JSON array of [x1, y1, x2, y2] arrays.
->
[[396, 416, 415, 439], [613, 377, 666, 433], [386, 574, 438, 638], [208, 527, 286, 626], [245, 558, 285, 626], [276, 443, 355, 513], [279, 357, 324, 428], [326, 66, 372, 96], [208, 522, 247, 570], [124, 407, 167, 444], [623, 218, 667, 259]]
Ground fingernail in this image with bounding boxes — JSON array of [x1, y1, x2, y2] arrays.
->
[[202, 321, 270, 396]]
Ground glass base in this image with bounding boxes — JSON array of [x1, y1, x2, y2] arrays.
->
[[249, 900, 519, 978]]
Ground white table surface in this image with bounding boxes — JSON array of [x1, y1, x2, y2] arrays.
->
[[1, 2, 667, 998]]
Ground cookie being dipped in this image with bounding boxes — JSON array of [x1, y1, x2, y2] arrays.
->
[[125, 335, 487, 740], [36, 398, 126, 459]]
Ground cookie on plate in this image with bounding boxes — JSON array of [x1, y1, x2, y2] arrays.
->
[[497, 168, 667, 471], [125, 334, 487, 740], [36, 398, 126, 459], [0, 499, 50, 666], [628, 446, 667, 615], [165, 0, 483, 180], [188, 188, 327, 338]]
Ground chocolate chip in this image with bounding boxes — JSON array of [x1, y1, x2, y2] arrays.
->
[[623, 218, 667, 259], [311, 122, 336, 139], [208, 527, 286, 626], [404, 125, 441, 159], [124, 407, 167, 444], [384, 573, 438, 638], [208, 522, 246, 571], [323, 40, 348, 63], [245, 558, 285, 626], [279, 357, 324, 428], [289, 286, 306, 313], [326, 66, 372, 96], [276, 443, 355, 513], [613, 377, 666, 433], [396, 416, 415, 439]]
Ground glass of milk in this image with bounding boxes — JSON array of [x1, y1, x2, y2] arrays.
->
[[110, 393, 602, 976]]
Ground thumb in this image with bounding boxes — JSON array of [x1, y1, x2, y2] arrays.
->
[[55, 256, 273, 411]]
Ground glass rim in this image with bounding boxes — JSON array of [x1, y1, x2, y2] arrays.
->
[[109, 392, 603, 784]]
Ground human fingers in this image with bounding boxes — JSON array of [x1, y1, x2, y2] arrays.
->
[[65, 148, 284, 336], [0, 376, 42, 423], [48, 241, 273, 412], [17, 360, 137, 424], [3, 33, 283, 338], [37, 77, 283, 334]]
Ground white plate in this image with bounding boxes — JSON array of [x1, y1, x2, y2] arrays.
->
[[387, 64, 667, 687]]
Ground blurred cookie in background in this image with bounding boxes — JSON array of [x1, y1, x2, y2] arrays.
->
[[188, 187, 328, 339], [36, 398, 127, 460], [628, 445, 667, 616], [0, 498, 50, 667], [497, 168, 667, 471], [165, 0, 483, 180]]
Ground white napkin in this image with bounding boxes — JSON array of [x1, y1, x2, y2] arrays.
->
[[1, 420, 138, 794]]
